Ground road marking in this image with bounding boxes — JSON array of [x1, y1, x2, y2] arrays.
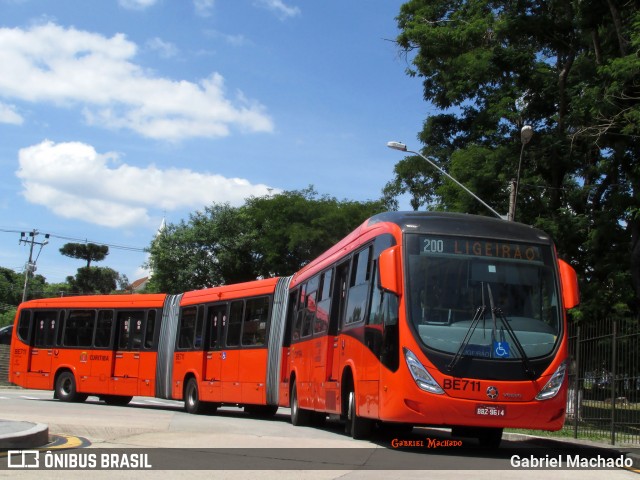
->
[[46, 434, 91, 449], [0, 434, 90, 459]]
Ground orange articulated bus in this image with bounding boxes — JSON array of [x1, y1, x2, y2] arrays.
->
[[10, 212, 579, 446]]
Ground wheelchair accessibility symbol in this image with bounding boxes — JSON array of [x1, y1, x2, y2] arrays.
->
[[493, 341, 510, 358]]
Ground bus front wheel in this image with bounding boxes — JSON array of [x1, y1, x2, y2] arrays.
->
[[346, 389, 373, 439], [55, 371, 88, 403], [290, 380, 311, 426]]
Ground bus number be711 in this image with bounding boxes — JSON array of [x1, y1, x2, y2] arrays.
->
[[442, 379, 481, 392]]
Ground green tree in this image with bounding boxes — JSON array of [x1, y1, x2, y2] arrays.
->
[[0, 266, 48, 303], [59, 243, 109, 267], [0, 267, 23, 306], [146, 188, 386, 293], [0, 307, 16, 328], [66, 267, 124, 294], [389, 0, 640, 318], [246, 187, 386, 276]]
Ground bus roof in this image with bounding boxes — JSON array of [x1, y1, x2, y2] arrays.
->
[[291, 211, 554, 287], [18, 293, 168, 310], [368, 211, 553, 244], [180, 277, 280, 306]]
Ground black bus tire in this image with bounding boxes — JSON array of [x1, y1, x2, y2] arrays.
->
[[347, 389, 373, 439], [290, 380, 311, 426], [184, 378, 203, 414], [55, 371, 88, 403]]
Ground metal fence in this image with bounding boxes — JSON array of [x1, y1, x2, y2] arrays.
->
[[564, 317, 640, 445]]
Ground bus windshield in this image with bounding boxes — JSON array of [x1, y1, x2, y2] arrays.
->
[[406, 234, 561, 360]]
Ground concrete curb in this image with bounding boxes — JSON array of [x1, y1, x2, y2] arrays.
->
[[0, 421, 49, 450]]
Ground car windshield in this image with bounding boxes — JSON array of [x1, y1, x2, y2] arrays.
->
[[406, 234, 561, 360]]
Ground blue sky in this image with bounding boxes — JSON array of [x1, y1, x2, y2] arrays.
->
[[0, 0, 428, 286]]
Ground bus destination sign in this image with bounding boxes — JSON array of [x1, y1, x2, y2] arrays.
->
[[420, 237, 542, 262]]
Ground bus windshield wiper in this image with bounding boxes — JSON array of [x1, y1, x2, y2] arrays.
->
[[486, 284, 536, 379], [493, 307, 536, 379], [446, 305, 486, 373]]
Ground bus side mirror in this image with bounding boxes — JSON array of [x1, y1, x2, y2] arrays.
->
[[379, 246, 402, 296], [558, 258, 580, 310]]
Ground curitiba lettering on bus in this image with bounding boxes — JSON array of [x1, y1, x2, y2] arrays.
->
[[9, 212, 580, 447]]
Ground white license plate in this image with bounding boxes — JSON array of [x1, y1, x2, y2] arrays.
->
[[475, 405, 506, 417]]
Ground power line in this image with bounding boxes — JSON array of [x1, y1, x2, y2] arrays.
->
[[0, 228, 146, 252]]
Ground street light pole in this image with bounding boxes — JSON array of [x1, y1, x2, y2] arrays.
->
[[508, 125, 534, 222], [387, 141, 503, 219]]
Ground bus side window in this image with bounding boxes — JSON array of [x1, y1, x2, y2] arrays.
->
[[194, 306, 204, 349], [242, 296, 270, 347], [131, 312, 144, 349], [178, 307, 197, 350], [17, 309, 31, 344], [33, 311, 57, 348], [344, 246, 373, 326], [115, 311, 145, 350], [302, 291, 315, 338], [64, 310, 96, 347], [207, 304, 226, 350], [144, 310, 156, 349], [330, 261, 350, 335], [116, 312, 130, 350], [286, 291, 299, 343], [226, 301, 243, 347], [94, 310, 114, 348], [314, 270, 332, 336], [56, 312, 65, 346]]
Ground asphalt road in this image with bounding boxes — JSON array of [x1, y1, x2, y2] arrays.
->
[[0, 387, 637, 479]]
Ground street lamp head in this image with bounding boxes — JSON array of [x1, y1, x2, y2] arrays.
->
[[385, 140, 503, 219], [386, 141, 408, 152], [520, 125, 533, 145]]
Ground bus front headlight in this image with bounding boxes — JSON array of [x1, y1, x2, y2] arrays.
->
[[535, 360, 567, 401], [404, 348, 444, 395]]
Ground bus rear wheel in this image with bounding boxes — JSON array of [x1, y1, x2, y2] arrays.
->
[[55, 371, 88, 403], [184, 378, 203, 414]]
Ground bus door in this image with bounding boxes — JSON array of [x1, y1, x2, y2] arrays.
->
[[220, 300, 243, 403], [137, 310, 158, 396], [112, 310, 145, 395], [303, 272, 331, 411], [29, 310, 59, 375], [89, 310, 115, 387], [203, 304, 226, 402], [329, 260, 349, 383]]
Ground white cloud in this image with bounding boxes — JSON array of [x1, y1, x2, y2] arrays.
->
[[256, 0, 301, 19], [0, 23, 274, 140], [205, 29, 250, 47], [0, 102, 23, 125], [146, 37, 179, 58], [194, 0, 215, 17], [118, 0, 158, 10], [16, 140, 279, 228]]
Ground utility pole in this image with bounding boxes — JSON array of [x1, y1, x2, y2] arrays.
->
[[19, 230, 49, 302]]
